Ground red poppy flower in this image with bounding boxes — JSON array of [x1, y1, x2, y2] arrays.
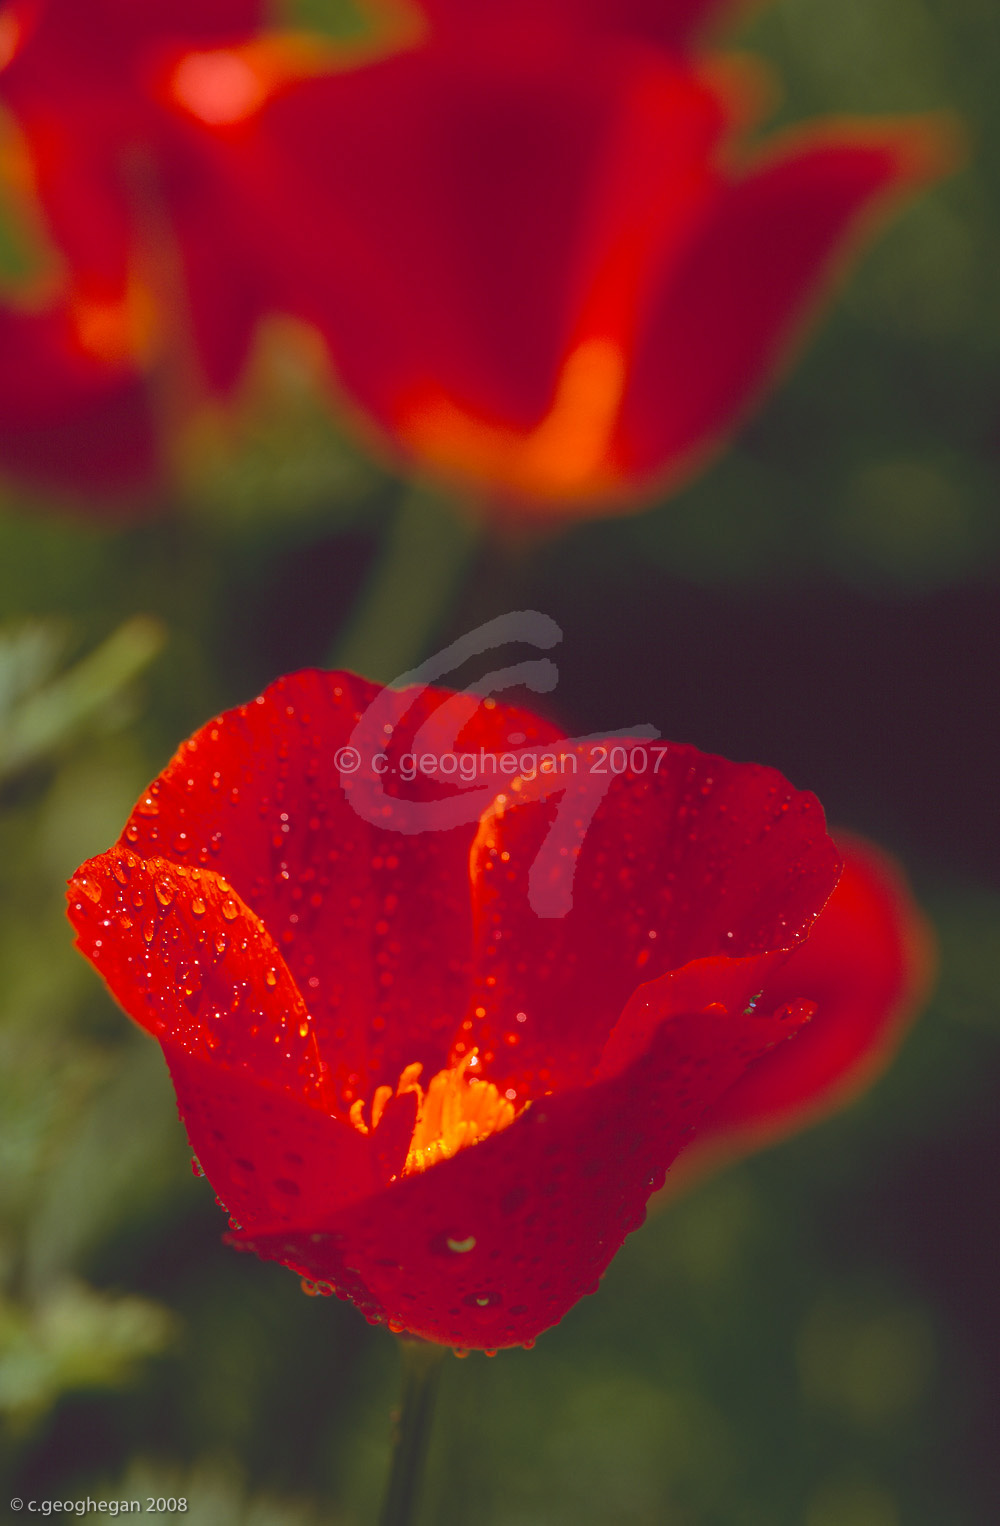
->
[[657, 830, 934, 1198], [63, 668, 905, 1351], [0, 0, 303, 496], [221, 10, 953, 512]]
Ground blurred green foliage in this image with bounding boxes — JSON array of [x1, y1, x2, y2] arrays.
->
[[0, 0, 998, 1521]]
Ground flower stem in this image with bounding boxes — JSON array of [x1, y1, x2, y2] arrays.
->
[[332, 486, 480, 682], [378, 1338, 448, 1526]]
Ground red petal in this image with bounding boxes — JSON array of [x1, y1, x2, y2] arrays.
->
[[162, 1041, 401, 1232], [67, 848, 326, 1097], [5, 0, 265, 71], [244, 38, 619, 431], [0, 304, 158, 496], [156, 119, 277, 391], [417, 0, 740, 51], [673, 833, 934, 1175], [234, 998, 814, 1348], [617, 124, 952, 487], [463, 743, 840, 1091], [67, 844, 413, 1225], [103, 670, 561, 1101], [240, 37, 727, 442]]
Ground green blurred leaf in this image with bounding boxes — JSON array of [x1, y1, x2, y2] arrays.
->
[[0, 1280, 176, 1431], [0, 617, 165, 783]]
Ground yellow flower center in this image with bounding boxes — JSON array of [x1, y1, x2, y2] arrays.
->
[[349, 1050, 523, 1176]]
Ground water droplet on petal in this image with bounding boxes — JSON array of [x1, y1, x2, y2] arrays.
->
[[464, 1290, 502, 1310]]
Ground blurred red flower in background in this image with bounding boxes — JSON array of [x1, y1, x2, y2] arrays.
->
[[1, 0, 953, 508], [0, 0, 312, 497], [226, 6, 952, 512], [67, 670, 929, 1349]]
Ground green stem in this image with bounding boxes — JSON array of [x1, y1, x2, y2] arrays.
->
[[331, 487, 481, 682], [378, 1338, 448, 1526]]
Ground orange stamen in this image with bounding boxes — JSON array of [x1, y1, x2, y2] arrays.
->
[[348, 1048, 524, 1175]]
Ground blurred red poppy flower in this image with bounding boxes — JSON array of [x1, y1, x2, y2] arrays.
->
[[224, 10, 953, 512], [0, 0, 306, 496], [657, 830, 934, 1198], [65, 668, 930, 1351]]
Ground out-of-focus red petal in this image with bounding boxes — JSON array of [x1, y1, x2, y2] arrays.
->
[[617, 123, 952, 488], [237, 36, 728, 446], [421, 0, 741, 50], [462, 743, 840, 1091], [0, 304, 158, 494], [416, 0, 742, 51], [2, 112, 135, 304], [2, 0, 265, 73], [152, 121, 275, 391], [241, 39, 620, 433], [234, 998, 813, 1348], [670, 834, 934, 1180]]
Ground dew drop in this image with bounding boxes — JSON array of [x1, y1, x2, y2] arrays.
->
[[221, 897, 239, 921], [446, 1236, 476, 1254], [191, 897, 207, 917], [154, 874, 176, 907], [464, 1290, 502, 1310], [265, 967, 278, 987], [80, 878, 102, 904], [214, 932, 228, 957]]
